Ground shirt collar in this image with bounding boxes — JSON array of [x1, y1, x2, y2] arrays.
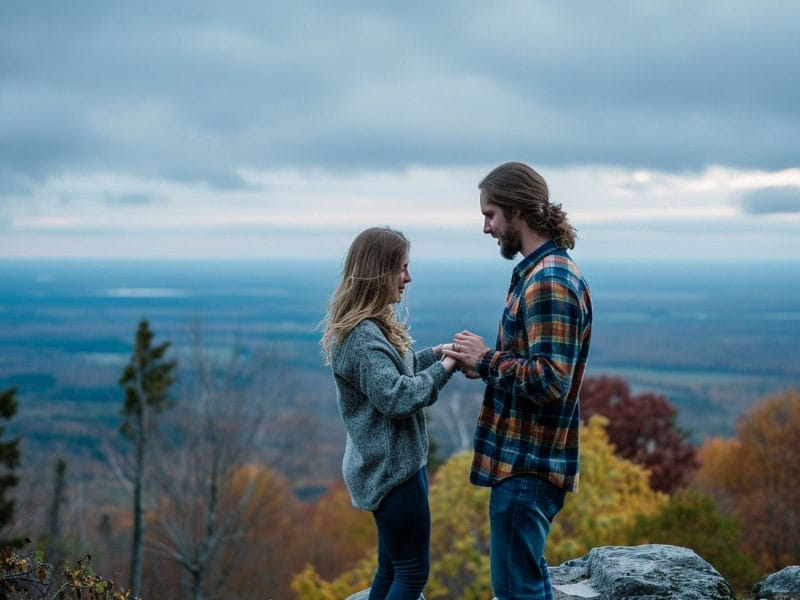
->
[[513, 239, 560, 278], [507, 240, 560, 293]]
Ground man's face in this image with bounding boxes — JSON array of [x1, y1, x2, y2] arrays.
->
[[481, 191, 522, 260]]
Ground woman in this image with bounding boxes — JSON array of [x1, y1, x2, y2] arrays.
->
[[321, 227, 458, 600]]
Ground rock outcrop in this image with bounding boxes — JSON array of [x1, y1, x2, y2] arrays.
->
[[346, 544, 800, 600], [550, 544, 734, 599], [752, 565, 800, 599]]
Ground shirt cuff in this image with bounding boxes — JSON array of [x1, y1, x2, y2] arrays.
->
[[476, 350, 495, 379]]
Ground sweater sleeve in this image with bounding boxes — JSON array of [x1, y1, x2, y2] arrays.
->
[[343, 324, 451, 418], [415, 346, 437, 371]]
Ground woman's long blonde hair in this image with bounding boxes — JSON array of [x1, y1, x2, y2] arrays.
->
[[321, 227, 412, 364]]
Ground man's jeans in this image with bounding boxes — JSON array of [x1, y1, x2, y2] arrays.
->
[[370, 468, 430, 600], [489, 474, 566, 600]]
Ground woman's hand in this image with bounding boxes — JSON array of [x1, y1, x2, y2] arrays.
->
[[434, 342, 453, 360], [439, 355, 459, 374]]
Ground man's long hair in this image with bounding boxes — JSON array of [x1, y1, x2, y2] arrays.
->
[[321, 226, 412, 364], [479, 161, 577, 249]]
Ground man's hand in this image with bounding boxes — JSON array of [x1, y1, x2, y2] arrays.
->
[[442, 330, 489, 375]]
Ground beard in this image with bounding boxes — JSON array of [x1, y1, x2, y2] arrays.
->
[[498, 222, 523, 259]]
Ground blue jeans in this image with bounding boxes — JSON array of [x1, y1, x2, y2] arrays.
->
[[489, 474, 566, 600], [369, 468, 430, 600]]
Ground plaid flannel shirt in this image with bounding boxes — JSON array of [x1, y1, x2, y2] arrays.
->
[[471, 240, 592, 493]]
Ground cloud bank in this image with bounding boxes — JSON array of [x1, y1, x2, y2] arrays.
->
[[1, 1, 799, 260]]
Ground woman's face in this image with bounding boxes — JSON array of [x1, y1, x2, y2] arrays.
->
[[389, 251, 412, 304]]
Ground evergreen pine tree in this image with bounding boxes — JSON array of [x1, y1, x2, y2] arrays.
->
[[119, 320, 176, 598]]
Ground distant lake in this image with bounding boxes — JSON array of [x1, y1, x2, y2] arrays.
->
[[1, 258, 798, 450]]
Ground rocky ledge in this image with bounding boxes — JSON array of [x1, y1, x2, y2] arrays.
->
[[346, 544, 800, 600]]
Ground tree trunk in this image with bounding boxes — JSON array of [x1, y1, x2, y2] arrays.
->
[[191, 566, 203, 600], [46, 458, 66, 563], [129, 421, 146, 597], [129, 359, 148, 598]]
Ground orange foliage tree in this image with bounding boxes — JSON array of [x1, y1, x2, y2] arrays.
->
[[143, 464, 303, 600], [295, 480, 376, 581], [694, 387, 800, 575]]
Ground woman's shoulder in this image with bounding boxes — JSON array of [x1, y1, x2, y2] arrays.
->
[[338, 319, 387, 353], [333, 319, 393, 371], [349, 318, 384, 338]]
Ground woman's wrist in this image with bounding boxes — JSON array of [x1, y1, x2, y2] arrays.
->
[[440, 355, 458, 373]]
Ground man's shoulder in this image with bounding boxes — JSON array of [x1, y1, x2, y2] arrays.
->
[[522, 252, 590, 300], [527, 251, 578, 279]]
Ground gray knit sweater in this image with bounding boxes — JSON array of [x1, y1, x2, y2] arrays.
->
[[331, 319, 453, 510]]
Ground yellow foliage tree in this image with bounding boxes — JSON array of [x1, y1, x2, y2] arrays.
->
[[291, 556, 376, 600], [426, 451, 491, 600], [548, 415, 668, 564]]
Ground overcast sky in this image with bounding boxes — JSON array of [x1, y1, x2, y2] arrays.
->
[[2, 1, 799, 262]]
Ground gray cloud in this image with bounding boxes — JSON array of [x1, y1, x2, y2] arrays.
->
[[163, 168, 255, 191], [741, 187, 800, 215], [1, 0, 799, 193], [103, 192, 160, 207]]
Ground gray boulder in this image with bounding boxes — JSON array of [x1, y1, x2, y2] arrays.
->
[[344, 546, 800, 600], [752, 565, 800, 599], [550, 544, 735, 600]]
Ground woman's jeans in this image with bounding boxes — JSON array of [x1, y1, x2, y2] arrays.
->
[[369, 468, 430, 600], [489, 474, 566, 600]]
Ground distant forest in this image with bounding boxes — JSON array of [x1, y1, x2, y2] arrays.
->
[[0, 259, 798, 596]]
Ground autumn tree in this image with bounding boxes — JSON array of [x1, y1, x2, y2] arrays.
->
[[426, 451, 491, 600], [693, 387, 800, 574], [292, 557, 377, 600], [581, 375, 698, 493], [118, 320, 176, 598], [295, 480, 376, 580], [141, 329, 306, 600], [0, 386, 21, 545], [145, 463, 303, 600], [548, 415, 667, 564]]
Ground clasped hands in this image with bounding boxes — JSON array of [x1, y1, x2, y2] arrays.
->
[[439, 330, 488, 379]]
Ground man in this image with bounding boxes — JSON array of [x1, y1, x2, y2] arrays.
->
[[444, 161, 592, 599]]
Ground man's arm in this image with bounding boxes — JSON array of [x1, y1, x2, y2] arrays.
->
[[447, 278, 585, 403]]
